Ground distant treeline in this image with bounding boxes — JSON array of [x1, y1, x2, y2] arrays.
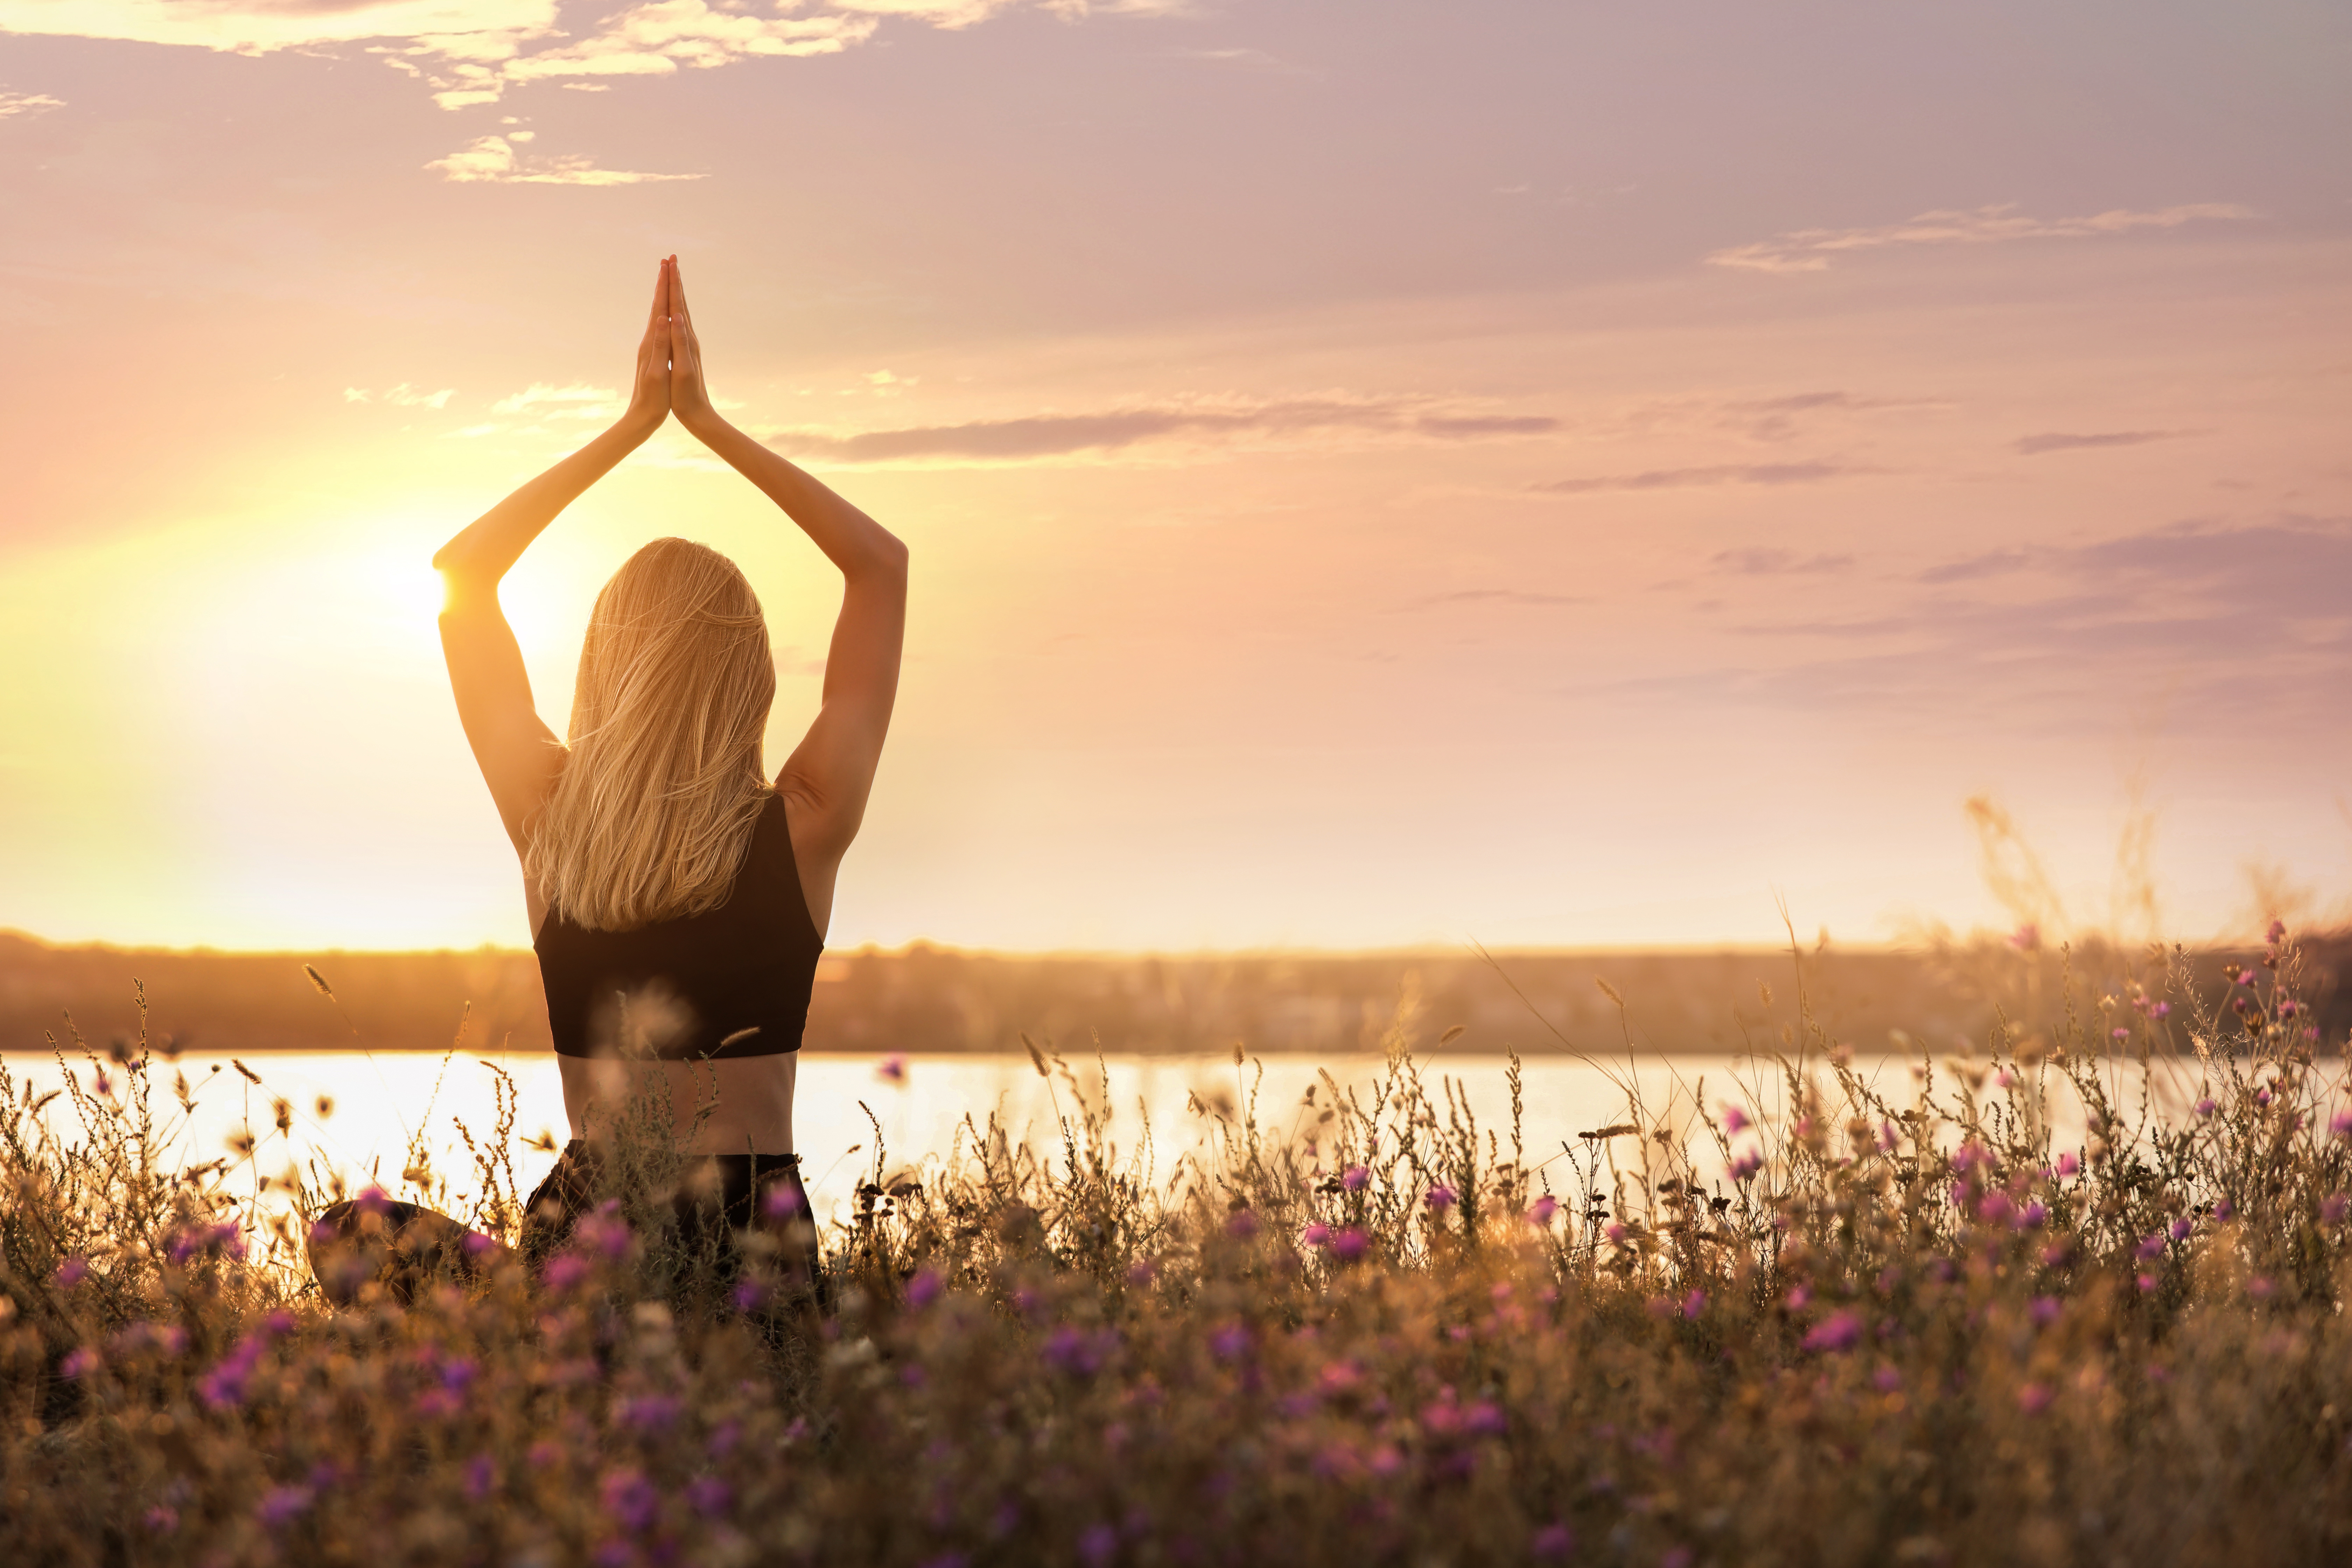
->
[[4, 928, 2346, 1058]]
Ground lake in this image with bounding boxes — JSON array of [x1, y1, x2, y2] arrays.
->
[[2, 1043, 2202, 1232]]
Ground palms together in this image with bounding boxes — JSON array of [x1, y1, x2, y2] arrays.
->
[[629, 256, 715, 434]]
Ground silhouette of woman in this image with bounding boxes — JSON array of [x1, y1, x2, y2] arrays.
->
[[308, 258, 906, 1305]]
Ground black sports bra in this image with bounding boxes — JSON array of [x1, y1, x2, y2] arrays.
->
[[533, 793, 823, 1060]]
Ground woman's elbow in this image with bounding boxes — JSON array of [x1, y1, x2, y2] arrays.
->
[[860, 531, 910, 586]]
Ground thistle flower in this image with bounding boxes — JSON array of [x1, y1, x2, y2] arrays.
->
[[1722, 1104, 1750, 1134], [600, 1468, 659, 1535], [1682, 1289, 1706, 1320], [255, 1486, 313, 1530], [907, 1268, 944, 1308], [1531, 1524, 1574, 1560], [1330, 1228, 1368, 1262], [1302, 1223, 1331, 1248], [1730, 1150, 1762, 1182], [1802, 1311, 1862, 1353], [2196, 1098, 2218, 1118], [1424, 1185, 1456, 1213], [2017, 1382, 2053, 1415], [1342, 1165, 1369, 1192], [2054, 1152, 2080, 1177], [54, 1255, 88, 1289], [2029, 1296, 2062, 1327], [2323, 1193, 2347, 1225], [876, 1054, 907, 1084], [1527, 1195, 1558, 1225], [2330, 1109, 2352, 1141]]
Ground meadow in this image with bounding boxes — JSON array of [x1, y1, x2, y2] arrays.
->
[[5, 929, 2352, 1566]]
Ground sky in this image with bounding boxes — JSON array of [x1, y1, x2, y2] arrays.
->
[[1, 0, 2348, 954]]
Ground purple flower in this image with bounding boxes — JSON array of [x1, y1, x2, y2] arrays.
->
[[2248, 1274, 2276, 1301], [1078, 1523, 1119, 1568], [876, 1054, 907, 1084], [197, 1338, 263, 1411], [762, 1183, 806, 1219], [1126, 1258, 1157, 1287], [59, 1346, 101, 1379], [1681, 1289, 1706, 1320], [54, 1255, 89, 1290], [1872, 1365, 1902, 1393], [1527, 1195, 1558, 1226], [1301, 1223, 1331, 1249], [2196, 1098, 2219, 1118], [2136, 1233, 2167, 1261], [2136, 1272, 2159, 1293], [1976, 1192, 2015, 1226], [2331, 1109, 2352, 1141], [2214, 1197, 2236, 1221], [1802, 1310, 1862, 1353], [2151, 1001, 2171, 1019], [143, 1506, 178, 1534], [1207, 1323, 1251, 1363], [1721, 1104, 1751, 1135], [906, 1268, 944, 1309], [2110, 1027, 2129, 1042], [1329, 1228, 1367, 1262], [2269, 919, 2288, 944], [1730, 1150, 1762, 1182], [600, 1468, 660, 1535], [1224, 1208, 1259, 1240], [687, 1477, 732, 1517], [462, 1231, 499, 1259], [544, 1255, 590, 1293], [1424, 1185, 1456, 1213], [1531, 1524, 1575, 1560], [2054, 1152, 2080, 1177], [2018, 1201, 2047, 1229], [2323, 1193, 2348, 1226], [2009, 923, 2040, 952], [1341, 1165, 1369, 1192], [2029, 1296, 2062, 1328], [1043, 1326, 1113, 1378], [464, 1455, 496, 1501], [618, 1395, 682, 1433], [255, 1485, 313, 1530], [2169, 1217, 2192, 1242], [733, 1280, 766, 1312], [355, 1186, 392, 1217], [1784, 1284, 1813, 1311], [2017, 1382, 2053, 1415]]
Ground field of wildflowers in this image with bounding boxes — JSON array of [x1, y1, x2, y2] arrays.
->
[[6, 930, 2352, 1566]]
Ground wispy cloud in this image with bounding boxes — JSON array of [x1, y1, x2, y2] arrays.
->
[[0, 91, 65, 120], [343, 383, 456, 409], [490, 382, 621, 416], [425, 136, 701, 185], [2014, 429, 2189, 457], [1708, 203, 2252, 274], [1533, 462, 1857, 495], [761, 397, 1559, 465], [1711, 548, 1853, 576], [0, 2, 1158, 111]]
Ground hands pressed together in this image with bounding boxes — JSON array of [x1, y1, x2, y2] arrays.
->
[[626, 255, 719, 438]]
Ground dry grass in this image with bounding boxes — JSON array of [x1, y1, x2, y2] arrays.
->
[[5, 934, 2352, 1565]]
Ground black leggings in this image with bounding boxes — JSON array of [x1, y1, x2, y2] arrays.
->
[[308, 1142, 817, 1308]]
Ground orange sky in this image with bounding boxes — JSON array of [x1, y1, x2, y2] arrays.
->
[[3, 1, 2350, 952]]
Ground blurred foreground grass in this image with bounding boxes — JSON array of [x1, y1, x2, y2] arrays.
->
[[5, 933, 2352, 1566]]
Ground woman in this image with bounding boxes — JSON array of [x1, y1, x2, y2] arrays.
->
[[309, 257, 905, 1305]]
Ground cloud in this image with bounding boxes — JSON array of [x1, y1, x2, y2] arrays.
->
[[1532, 462, 1857, 495], [761, 397, 1560, 465], [0, 91, 65, 119], [1916, 549, 2030, 585], [490, 382, 620, 415], [1612, 518, 2352, 734], [0, 2, 1170, 110], [1707, 203, 2253, 274], [1711, 548, 1853, 576], [425, 135, 700, 185], [2013, 430, 2188, 457], [344, 383, 456, 408]]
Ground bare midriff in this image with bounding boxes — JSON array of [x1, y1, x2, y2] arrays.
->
[[557, 1053, 797, 1157]]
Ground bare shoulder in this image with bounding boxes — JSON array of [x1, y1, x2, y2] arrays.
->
[[775, 781, 841, 938]]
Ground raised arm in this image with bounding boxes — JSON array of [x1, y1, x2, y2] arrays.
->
[[665, 258, 909, 908], [432, 260, 675, 853]]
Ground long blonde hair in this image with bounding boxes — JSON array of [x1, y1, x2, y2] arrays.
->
[[526, 538, 776, 931]]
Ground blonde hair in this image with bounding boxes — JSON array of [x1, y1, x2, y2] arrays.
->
[[526, 538, 777, 931]]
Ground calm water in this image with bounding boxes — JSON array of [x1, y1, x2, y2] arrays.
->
[[2, 1045, 2204, 1231]]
